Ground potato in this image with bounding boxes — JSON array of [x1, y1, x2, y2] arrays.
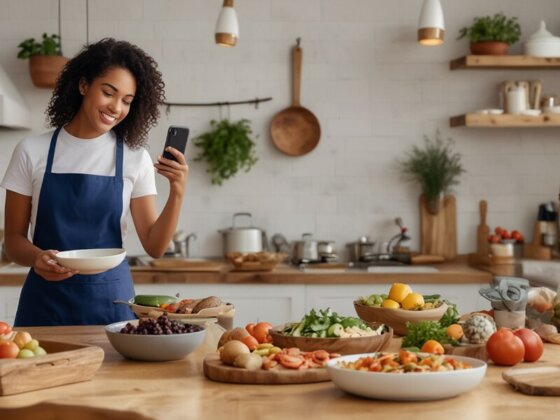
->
[[228, 327, 250, 342], [220, 340, 250, 365], [233, 353, 263, 370]]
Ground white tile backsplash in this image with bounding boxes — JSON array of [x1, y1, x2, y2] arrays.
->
[[2, 0, 560, 258]]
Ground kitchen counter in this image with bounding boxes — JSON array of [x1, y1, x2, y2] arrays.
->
[[0, 257, 492, 286], [1, 326, 559, 420]]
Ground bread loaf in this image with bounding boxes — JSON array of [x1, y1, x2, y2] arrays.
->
[[192, 296, 223, 313]]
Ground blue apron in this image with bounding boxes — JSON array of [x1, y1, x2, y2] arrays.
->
[[14, 127, 135, 326]]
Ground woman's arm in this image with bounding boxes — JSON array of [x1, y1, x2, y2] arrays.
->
[[4, 190, 76, 280], [130, 146, 188, 258]]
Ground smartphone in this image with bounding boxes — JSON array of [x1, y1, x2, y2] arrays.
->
[[162, 126, 189, 162]]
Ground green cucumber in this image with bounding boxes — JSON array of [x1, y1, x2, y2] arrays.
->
[[327, 323, 344, 337], [133, 295, 177, 307]]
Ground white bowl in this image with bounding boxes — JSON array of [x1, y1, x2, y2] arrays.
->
[[520, 109, 542, 116], [105, 319, 206, 361], [326, 352, 487, 401], [490, 243, 514, 257], [55, 248, 126, 274]]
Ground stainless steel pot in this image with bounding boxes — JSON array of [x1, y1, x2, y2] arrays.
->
[[346, 236, 377, 263], [219, 213, 267, 255], [292, 233, 320, 263]]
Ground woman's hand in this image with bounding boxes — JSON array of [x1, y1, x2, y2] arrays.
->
[[34, 250, 78, 281], [154, 147, 189, 197]]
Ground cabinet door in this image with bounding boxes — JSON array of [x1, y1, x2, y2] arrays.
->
[[135, 284, 306, 328]]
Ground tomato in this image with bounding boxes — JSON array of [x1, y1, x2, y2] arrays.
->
[[0, 322, 12, 335], [494, 227, 503, 235], [511, 230, 523, 243], [486, 328, 525, 366], [252, 322, 273, 344], [245, 323, 255, 336], [420, 340, 444, 355], [514, 328, 544, 362], [500, 230, 511, 240], [0, 340, 19, 359], [488, 234, 501, 244]]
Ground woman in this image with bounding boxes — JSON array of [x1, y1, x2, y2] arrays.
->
[[1, 38, 187, 326]]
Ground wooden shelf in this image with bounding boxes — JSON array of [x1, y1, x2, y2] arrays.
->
[[450, 55, 560, 70], [450, 113, 560, 127]]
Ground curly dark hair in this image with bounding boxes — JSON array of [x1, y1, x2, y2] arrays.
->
[[46, 38, 165, 149]]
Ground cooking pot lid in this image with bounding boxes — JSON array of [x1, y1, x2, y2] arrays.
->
[[219, 226, 263, 233]]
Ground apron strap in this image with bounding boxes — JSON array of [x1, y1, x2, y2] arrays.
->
[[45, 127, 62, 174], [115, 137, 123, 179]]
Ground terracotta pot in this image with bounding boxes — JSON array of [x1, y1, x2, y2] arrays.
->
[[469, 41, 509, 55], [28, 55, 69, 89]]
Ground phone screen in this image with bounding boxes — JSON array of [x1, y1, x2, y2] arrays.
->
[[162, 126, 189, 162]]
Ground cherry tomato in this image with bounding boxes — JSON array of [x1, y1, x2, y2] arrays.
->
[[488, 234, 501, 244], [500, 230, 511, 240], [486, 328, 525, 366], [420, 339, 444, 355], [494, 227, 504, 235], [245, 323, 255, 336], [252, 322, 273, 344], [514, 328, 544, 362], [0, 340, 19, 359], [0, 322, 12, 335], [511, 230, 524, 243]]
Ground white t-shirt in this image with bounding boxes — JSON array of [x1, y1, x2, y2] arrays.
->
[[0, 128, 157, 243]]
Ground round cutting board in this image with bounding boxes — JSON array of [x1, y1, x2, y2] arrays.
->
[[502, 364, 560, 396], [203, 353, 330, 384]]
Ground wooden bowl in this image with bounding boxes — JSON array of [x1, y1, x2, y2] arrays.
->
[[353, 301, 448, 336], [443, 343, 488, 361], [269, 323, 393, 355]]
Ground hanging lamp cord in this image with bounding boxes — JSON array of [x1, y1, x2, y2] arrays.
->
[[58, 0, 62, 52], [86, 0, 90, 45]]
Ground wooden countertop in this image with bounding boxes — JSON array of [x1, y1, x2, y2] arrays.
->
[[0, 257, 492, 286], [1, 326, 559, 419]]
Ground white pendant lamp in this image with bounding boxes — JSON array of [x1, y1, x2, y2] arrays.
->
[[215, 0, 239, 47], [418, 0, 445, 46]]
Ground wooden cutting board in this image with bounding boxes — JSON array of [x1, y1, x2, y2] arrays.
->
[[148, 259, 223, 271], [0, 340, 104, 396], [502, 364, 560, 396], [420, 194, 457, 260], [477, 200, 490, 258], [203, 353, 330, 384]]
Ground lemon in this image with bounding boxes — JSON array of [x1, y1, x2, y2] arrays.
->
[[381, 298, 400, 309], [401, 293, 425, 310], [388, 283, 412, 304]]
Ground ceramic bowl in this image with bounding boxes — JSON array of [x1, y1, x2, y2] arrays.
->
[[55, 248, 126, 274], [105, 319, 206, 361], [353, 301, 448, 336], [269, 323, 393, 355], [520, 109, 542, 116], [326, 352, 487, 401]]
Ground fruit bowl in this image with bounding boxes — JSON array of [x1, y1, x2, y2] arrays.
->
[[269, 323, 393, 355], [353, 301, 448, 336], [105, 319, 206, 361]]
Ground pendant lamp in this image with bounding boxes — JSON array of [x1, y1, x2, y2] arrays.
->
[[418, 0, 445, 46], [215, 0, 239, 47]]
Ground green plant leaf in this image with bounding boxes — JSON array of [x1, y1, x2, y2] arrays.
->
[[16, 33, 62, 59], [194, 118, 259, 185], [456, 12, 521, 45], [397, 130, 465, 202]]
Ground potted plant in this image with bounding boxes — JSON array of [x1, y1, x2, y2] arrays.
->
[[457, 12, 521, 55], [17, 33, 68, 89], [194, 118, 258, 185], [398, 131, 465, 215]]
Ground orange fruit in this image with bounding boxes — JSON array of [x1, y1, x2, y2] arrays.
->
[[401, 293, 424, 310], [446, 324, 464, 340], [381, 298, 400, 309], [388, 283, 412, 303], [420, 339, 444, 355]]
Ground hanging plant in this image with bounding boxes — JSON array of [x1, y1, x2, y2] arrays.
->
[[194, 118, 258, 186], [397, 131, 465, 214]]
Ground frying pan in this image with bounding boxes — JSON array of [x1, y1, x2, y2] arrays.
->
[[270, 38, 321, 156]]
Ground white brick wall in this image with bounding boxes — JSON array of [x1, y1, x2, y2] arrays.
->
[[0, 0, 559, 259]]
